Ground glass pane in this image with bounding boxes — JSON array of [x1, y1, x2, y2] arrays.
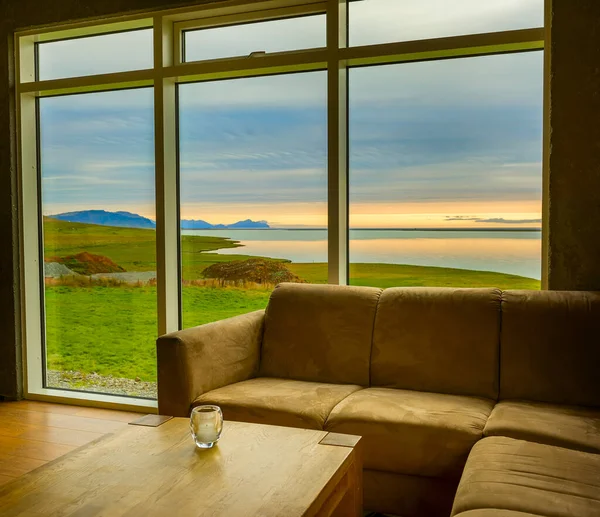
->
[[179, 72, 327, 329], [349, 0, 544, 47], [184, 15, 325, 62], [40, 88, 157, 398], [349, 52, 544, 289], [37, 29, 153, 81]]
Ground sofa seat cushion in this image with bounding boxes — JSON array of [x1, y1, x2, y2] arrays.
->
[[324, 387, 494, 477], [451, 437, 600, 517], [193, 377, 363, 430], [485, 400, 600, 454]]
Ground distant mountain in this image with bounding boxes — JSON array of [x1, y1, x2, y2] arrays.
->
[[50, 210, 270, 230], [180, 219, 227, 230], [181, 218, 269, 229], [227, 219, 269, 229], [51, 210, 156, 229], [180, 219, 214, 230]]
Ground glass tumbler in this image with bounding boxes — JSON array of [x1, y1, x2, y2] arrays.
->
[[190, 405, 223, 449]]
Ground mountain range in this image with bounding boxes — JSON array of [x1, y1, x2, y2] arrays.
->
[[50, 210, 270, 230]]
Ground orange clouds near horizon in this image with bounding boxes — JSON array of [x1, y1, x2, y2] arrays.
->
[[44, 199, 542, 229], [181, 199, 542, 228]]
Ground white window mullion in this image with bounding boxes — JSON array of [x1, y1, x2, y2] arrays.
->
[[17, 32, 44, 397], [154, 16, 180, 335], [327, 0, 349, 285], [19, 92, 44, 396]]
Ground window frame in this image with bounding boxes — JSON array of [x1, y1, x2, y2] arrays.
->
[[175, 3, 327, 65], [15, 0, 548, 411]]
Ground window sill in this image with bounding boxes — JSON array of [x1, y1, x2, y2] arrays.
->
[[25, 387, 158, 413]]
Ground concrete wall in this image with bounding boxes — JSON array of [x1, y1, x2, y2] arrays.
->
[[1, 0, 599, 398], [547, 0, 600, 290], [0, 30, 20, 400]]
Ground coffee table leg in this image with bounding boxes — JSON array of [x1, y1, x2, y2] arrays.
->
[[352, 448, 365, 517], [316, 434, 364, 517], [330, 447, 363, 517]]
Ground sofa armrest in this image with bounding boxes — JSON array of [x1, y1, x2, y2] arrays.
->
[[157, 309, 265, 416]]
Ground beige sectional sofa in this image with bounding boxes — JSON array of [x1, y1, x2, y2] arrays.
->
[[157, 283, 600, 517]]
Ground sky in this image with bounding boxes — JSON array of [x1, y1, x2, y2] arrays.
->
[[39, 0, 544, 229]]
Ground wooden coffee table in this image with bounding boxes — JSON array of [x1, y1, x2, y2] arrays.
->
[[0, 418, 362, 516]]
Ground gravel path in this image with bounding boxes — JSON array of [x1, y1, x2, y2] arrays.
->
[[92, 271, 156, 284], [47, 370, 157, 399], [91, 271, 157, 284]]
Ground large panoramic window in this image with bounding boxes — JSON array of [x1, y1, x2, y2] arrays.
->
[[17, 0, 545, 406], [179, 73, 328, 329], [39, 88, 156, 398], [349, 52, 544, 289]]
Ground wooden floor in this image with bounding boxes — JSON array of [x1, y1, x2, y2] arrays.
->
[[0, 400, 143, 487]]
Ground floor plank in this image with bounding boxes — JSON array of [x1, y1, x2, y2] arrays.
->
[[0, 435, 76, 462], [0, 407, 130, 434], [72, 406, 142, 423], [17, 426, 104, 447], [0, 400, 144, 480], [4, 401, 142, 423], [0, 454, 46, 477], [0, 474, 17, 487], [3, 401, 83, 416], [0, 420, 104, 445], [0, 419, 32, 438]]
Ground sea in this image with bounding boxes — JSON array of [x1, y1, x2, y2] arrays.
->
[[181, 229, 542, 280]]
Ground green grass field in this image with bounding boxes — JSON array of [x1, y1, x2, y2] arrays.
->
[[42, 218, 540, 384], [290, 263, 539, 290], [45, 285, 272, 381]]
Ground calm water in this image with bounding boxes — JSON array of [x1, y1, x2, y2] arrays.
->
[[182, 229, 542, 280]]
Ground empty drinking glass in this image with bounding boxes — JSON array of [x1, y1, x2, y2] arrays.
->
[[190, 405, 223, 449]]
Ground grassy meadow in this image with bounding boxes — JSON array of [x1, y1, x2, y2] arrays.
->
[[43, 218, 540, 386]]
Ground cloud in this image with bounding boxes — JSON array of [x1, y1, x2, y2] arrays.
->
[[178, 72, 328, 109], [350, 52, 543, 108], [350, 0, 543, 46], [39, 89, 155, 213], [36, 19, 545, 222], [36, 0, 544, 113], [42, 175, 137, 186], [185, 15, 325, 62], [79, 160, 155, 173], [445, 216, 542, 224], [38, 29, 152, 81]]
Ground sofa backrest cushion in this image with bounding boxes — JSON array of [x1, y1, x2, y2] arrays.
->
[[260, 283, 382, 386], [500, 290, 600, 407], [371, 287, 502, 399]]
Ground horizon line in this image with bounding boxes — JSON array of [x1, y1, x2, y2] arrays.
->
[[185, 227, 543, 232]]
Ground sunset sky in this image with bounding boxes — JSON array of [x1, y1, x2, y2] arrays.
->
[[39, 0, 544, 229]]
